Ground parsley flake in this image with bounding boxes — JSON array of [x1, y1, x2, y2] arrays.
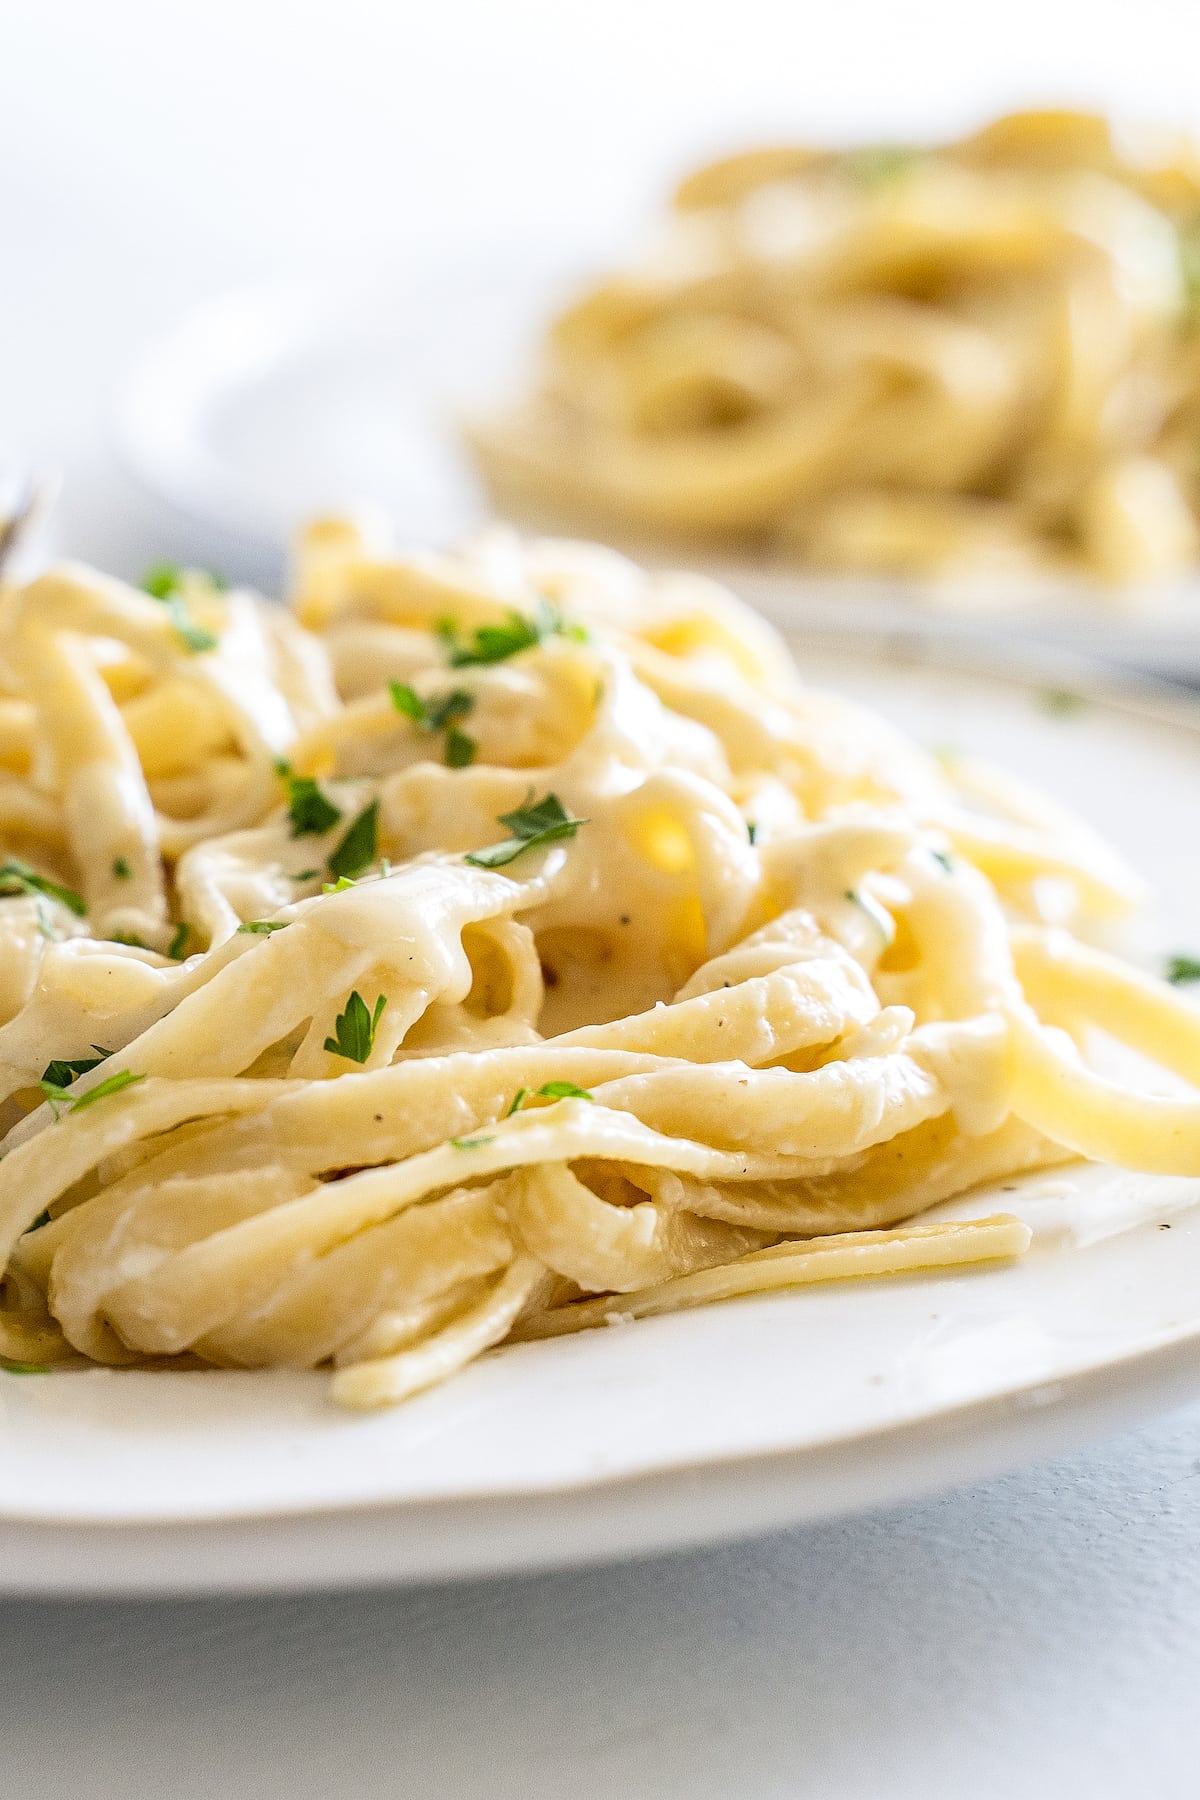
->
[[324, 990, 387, 1064], [1166, 954, 1200, 985], [40, 1068, 146, 1118], [438, 597, 579, 667], [0, 859, 86, 916], [450, 1134, 494, 1150], [328, 800, 379, 880], [111, 857, 132, 880], [285, 775, 342, 838], [237, 919, 289, 935], [444, 724, 477, 768], [389, 682, 477, 767], [465, 792, 587, 869], [41, 1045, 112, 1089], [0, 1359, 51, 1375], [322, 875, 357, 894], [746, 820, 758, 845], [167, 922, 190, 960], [508, 1081, 594, 1114]]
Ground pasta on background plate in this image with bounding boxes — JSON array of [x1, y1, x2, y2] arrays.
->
[[468, 109, 1200, 590], [0, 518, 1196, 1408]]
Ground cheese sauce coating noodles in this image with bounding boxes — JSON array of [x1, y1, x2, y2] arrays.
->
[[0, 518, 1195, 1407]]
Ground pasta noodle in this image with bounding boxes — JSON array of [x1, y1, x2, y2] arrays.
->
[[467, 109, 1200, 589], [0, 517, 1195, 1407]]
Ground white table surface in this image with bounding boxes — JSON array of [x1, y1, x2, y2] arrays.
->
[[5, 3, 1200, 1792]]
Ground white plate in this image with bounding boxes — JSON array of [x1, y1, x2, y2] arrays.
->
[[2, 643, 1200, 1597], [115, 269, 1200, 678]]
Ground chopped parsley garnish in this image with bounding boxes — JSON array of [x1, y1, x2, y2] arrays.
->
[[141, 562, 227, 599], [746, 820, 758, 845], [322, 875, 357, 894], [444, 724, 477, 768], [389, 682, 477, 767], [41, 1045, 112, 1089], [111, 857, 132, 880], [508, 1080, 595, 1114], [237, 919, 289, 935], [26, 1209, 52, 1232], [140, 567, 221, 654], [110, 932, 149, 950], [284, 774, 343, 838], [465, 792, 587, 869], [324, 990, 387, 1064], [40, 1068, 146, 1118], [450, 1134, 494, 1150], [931, 849, 954, 872], [1166, 954, 1200, 985], [1039, 688, 1087, 718], [437, 596, 583, 668], [0, 1359, 50, 1375], [167, 922, 190, 960], [291, 869, 320, 882], [327, 800, 379, 880], [0, 859, 86, 916]]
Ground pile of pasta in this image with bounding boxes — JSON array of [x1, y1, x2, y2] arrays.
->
[[0, 518, 1197, 1409], [469, 109, 1200, 588]]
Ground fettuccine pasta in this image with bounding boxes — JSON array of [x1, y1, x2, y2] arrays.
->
[[468, 109, 1200, 589], [0, 518, 1195, 1408]]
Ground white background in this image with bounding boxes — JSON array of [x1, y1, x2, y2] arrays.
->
[[5, 2, 1200, 1793]]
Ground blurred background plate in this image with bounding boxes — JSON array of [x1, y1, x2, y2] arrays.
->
[[115, 265, 1200, 680]]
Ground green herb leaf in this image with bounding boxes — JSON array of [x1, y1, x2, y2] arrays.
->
[[161, 594, 219, 654], [141, 563, 227, 600], [40, 1068, 146, 1118], [746, 820, 758, 845], [439, 597, 570, 667], [535, 1081, 594, 1101], [323, 990, 387, 1064], [285, 775, 343, 838], [291, 869, 320, 882], [141, 563, 185, 599], [0, 858, 86, 916], [390, 682, 476, 767], [930, 849, 954, 873], [321, 875, 357, 894], [1166, 954, 1200, 985], [506, 1087, 529, 1117], [237, 919, 289, 935], [465, 792, 587, 869], [444, 725, 477, 768], [450, 1134, 494, 1150], [167, 922, 190, 960], [0, 1359, 51, 1375], [389, 681, 425, 722], [26, 1209, 52, 1233], [111, 857, 132, 880], [41, 1045, 112, 1089], [328, 799, 379, 880]]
